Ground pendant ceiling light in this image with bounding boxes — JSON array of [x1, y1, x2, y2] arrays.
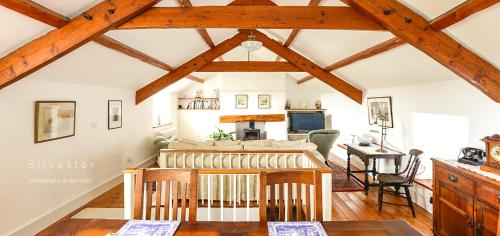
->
[[241, 33, 262, 52]]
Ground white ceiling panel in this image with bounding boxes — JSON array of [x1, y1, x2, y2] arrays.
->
[[0, 7, 54, 57], [444, 4, 500, 68], [290, 30, 394, 68], [105, 29, 210, 67], [33, 0, 102, 18], [335, 44, 460, 89], [28, 42, 166, 89], [397, 0, 467, 20]]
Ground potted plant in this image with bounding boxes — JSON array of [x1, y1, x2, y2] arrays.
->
[[208, 127, 235, 141]]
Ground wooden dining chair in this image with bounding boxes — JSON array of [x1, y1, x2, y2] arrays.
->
[[259, 170, 322, 222], [377, 149, 424, 217], [134, 168, 198, 221]]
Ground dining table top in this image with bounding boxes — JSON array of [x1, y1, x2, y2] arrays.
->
[[37, 219, 423, 236]]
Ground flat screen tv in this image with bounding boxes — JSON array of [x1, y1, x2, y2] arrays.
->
[[289, 112, 325, 132]]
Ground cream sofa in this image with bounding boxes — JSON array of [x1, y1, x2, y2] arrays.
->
[[156, 139, 325, 202]]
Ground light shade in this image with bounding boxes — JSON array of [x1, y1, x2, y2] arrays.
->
[[241, 34, 262, 52]]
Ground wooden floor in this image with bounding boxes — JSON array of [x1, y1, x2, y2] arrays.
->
[[39, 158, 433, 236]]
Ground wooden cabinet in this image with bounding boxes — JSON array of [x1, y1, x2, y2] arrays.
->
[[433, 160, 499, 236]]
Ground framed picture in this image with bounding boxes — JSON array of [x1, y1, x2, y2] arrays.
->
[[235, 94, 248, 109], [108, 100, 122, 129], [367, 97, 394, 128], [35, 101, 76, 143], [258, 94, 271, 109]]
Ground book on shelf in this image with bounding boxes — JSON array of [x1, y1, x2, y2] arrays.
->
[[116, 220, 179, 236], [184, 99, 219, 110]]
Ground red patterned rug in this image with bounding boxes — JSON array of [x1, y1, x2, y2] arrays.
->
[[328, 161, 365, 192]]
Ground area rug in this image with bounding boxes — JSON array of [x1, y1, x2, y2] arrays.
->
[[328, 161, 364, 192]]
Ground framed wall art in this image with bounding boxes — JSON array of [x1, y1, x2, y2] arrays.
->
[[108, 100, 122, 129], [367, 96, 394, 128], [258, 94, 271, 109], [34, 101, 76, 143], [235, 94, 248, 109]]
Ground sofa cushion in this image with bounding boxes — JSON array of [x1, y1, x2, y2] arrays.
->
[[168, 141, 197, 149], [214, 140, 241, 146], [211, 145, 244, 151], [272, 139, 307, 148], [241, 139, 274, 147], [243, 145, 278, 151]]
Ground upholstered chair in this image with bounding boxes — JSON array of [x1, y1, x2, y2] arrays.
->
[[308, 129, 340, 164]]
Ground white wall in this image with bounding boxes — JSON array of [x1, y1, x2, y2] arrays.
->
[[178, 73, 288, 140], [0, 79, 155, 235], [324, 79, 500, 179]]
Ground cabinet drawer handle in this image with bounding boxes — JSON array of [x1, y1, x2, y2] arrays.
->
[[448, 174, 458, 182], [497, 195, 500, 204]]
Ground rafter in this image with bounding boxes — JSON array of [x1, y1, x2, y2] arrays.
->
[[0, 0, 162, 89], [430, 0, 499, 31], [228, 0, 277, 5], [246, 30, 363, 104], [118, 6, 385, 31], [198, 62, 301, 72], [0, 0, 203, 84], [300, 0, 499, 84], [297, 37, 405, 84], [342, 0, 500, 102], [176, 0, 223, 62], [276, 0, 322, 61], [136, 32, 248, 104]]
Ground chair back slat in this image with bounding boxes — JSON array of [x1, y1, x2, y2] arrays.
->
[[305, 184, 310, 221], [287, 183, 293, 221], [259, 170, 322, 222], [155, 181, 162, 220], [133, 169, 197, 221], [172, 181, 179, 220], [296, 184, 302, 220], [145, 182, 153, 220]]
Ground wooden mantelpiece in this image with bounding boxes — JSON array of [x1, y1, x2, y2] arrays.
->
[[219, 114, 285, 123]]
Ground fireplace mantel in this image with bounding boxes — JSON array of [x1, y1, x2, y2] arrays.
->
[[219, 114, 285, 123]]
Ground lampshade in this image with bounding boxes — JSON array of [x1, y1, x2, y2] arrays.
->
[[241, 33, 262, 52]]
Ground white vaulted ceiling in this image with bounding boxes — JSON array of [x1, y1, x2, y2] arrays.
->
[[0, 0, 498, 94]]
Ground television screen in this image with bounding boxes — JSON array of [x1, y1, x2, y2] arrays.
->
[[289, 112, 325, 132]]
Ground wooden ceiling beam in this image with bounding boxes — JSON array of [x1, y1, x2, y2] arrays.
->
[[299, 1, 498, 84], [0, 0, 203, 84], [430, 0, 499, 31], [297, 37, 405, 84], [227, 0, 277, 6], [247, 30, 363, 104], [197, 62, 302, 72], [342, 0, 500, 102], [275, 0, 322, 61], [176, 0, 223, 62], [136, 32, 248, 104], [118, 6, 385, 30], [0, 0, 69, 27], [0, 0, 161, 89]]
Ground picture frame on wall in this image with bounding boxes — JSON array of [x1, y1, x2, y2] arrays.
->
[[235, 94, 248, 109], [367, 96, 394, 128], [108, 100, 122, 130], [34, 101, 76, 143], [258, 94, 271, 109]]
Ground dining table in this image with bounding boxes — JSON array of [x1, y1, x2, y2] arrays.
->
[[37, 219, 423, 236]]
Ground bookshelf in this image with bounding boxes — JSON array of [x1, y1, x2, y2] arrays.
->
[[177, 97, 220, 110]]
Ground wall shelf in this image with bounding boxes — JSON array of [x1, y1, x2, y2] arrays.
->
[[286, 108, 326, 112], [178, 97, 220, 110], [178, 97, 219, 100], [178, 108, 220, 110]]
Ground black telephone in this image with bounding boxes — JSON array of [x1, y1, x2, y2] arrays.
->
[[457, 147, 485, 166]]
